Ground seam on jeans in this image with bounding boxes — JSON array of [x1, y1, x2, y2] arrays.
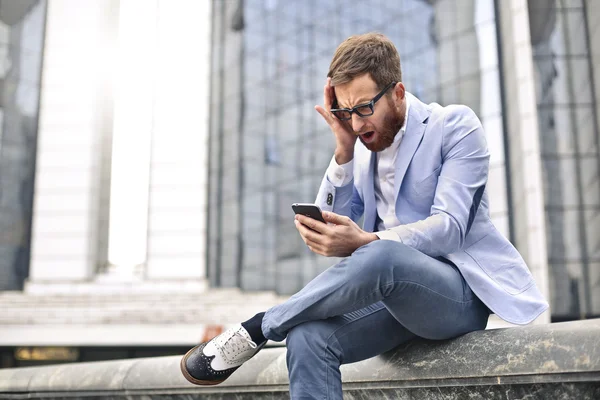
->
[[321, 305, 387, 399], [348, 280, 474, 312], [325, 332, 341, 400], [325, 304, 387, 364], [323, 334, 329, 400]]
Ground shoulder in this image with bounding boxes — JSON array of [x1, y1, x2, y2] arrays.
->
[[441, 104, 482, 131], [425, 101, 481, 130], [427, 102, 484, 143], [407, 94, 474, 130], [416, 100, 487, 158]]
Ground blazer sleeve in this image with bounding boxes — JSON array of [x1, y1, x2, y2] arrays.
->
[[389, 105, 490, 256], [315, 174, 365, 224]]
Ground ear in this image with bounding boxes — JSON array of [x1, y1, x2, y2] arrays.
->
[[393, 82, 405, 102]]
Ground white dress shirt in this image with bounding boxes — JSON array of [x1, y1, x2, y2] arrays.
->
[[326, 96, 410, 241]]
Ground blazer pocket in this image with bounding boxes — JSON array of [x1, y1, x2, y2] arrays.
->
[[465, 234, 534, 295]]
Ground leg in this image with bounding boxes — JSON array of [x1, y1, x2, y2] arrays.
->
[[181, 240, 489, 388], [286, 303, 416, 400], [263, 240, 490, 341]]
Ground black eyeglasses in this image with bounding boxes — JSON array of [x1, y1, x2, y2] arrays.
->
[[330, 82, 396, 121]]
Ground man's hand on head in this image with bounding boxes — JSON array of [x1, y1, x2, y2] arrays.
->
[[314, 77, 356, 165], [294, 211, 378, 257]]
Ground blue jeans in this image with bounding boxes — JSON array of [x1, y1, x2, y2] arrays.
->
[[261, 240, 490, 399]]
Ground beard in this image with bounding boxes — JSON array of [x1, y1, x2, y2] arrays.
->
[[359, 103, 406, 152]]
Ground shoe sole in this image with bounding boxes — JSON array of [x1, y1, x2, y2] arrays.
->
[[180, 344, 226, 386]]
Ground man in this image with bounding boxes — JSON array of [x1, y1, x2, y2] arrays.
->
[[180, 33, 548, 398]]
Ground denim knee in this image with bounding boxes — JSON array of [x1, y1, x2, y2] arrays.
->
[[355, 239, 410, 262], [286, 321, 340, 363], [350, 240, 417, 277], [286, 321, 343, 398]]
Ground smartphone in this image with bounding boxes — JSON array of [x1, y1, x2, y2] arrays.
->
[[292, 203, 326, 224]]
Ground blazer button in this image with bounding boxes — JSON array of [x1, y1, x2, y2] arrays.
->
[[327, 193, 333, 205]]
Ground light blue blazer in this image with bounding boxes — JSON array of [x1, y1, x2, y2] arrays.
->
[[315, 92, 548, 325]]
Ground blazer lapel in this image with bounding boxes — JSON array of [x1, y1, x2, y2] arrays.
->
[[394, 93, 428, 203], [363, 152, 378, 232]]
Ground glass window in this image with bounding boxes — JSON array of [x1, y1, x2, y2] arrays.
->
[[0, 0, 47, 290], [208, 0, 510, 294]]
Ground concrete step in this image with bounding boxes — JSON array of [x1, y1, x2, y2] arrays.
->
[[0, 286, 288, 345]]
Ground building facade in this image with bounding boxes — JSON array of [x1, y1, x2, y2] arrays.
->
[[208, 0, 511, 293], [0, 0, 46, 291], [0, 0, 213, 292], [0, 0, 226, 368], [28, 0, 211, 287], [528, 0, 600, 321], [1, 0, 599, 369], [208, 0, 600, 322]]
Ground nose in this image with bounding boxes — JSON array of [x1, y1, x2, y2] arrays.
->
[[351, 113, 364, 133]]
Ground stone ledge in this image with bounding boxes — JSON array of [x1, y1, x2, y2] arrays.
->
[[0, 320, 599, 399]]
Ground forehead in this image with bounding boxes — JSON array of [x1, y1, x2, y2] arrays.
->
[[334, 74, 379, 107]]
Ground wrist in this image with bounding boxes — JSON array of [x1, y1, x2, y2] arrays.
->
[[362, 232, 379, 246], [334, 148, 354, 165]]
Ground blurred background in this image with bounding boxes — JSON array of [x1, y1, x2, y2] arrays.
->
[[0, 0, 598, 369]]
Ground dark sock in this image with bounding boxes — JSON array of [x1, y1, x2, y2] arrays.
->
[[241, 312, 266, 344]]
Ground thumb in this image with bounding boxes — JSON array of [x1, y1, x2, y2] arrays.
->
[[323, 211, 350, 225]]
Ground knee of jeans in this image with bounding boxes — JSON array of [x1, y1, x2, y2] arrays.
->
[[355, 240, 413, 272], [286, 321, 337, 360]]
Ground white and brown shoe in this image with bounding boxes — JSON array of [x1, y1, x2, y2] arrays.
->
[[180, 324, 266, 385]]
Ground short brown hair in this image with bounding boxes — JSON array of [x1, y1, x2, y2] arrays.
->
[[328, 33, 402, 90]]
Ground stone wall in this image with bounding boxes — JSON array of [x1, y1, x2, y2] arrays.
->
[[1, 320, 598, 399]]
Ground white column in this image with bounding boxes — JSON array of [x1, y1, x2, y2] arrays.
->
[[144, 0, 211, 280], [29, 0, 211, 289], [105, 0, 157, 279], [498, 0, 551, 323], [28, 0, 118, 284]]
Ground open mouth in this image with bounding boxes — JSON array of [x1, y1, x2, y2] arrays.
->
[[360, 131, 376, 143]]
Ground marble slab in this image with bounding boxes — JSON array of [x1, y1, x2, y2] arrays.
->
[[0, 319, 598, 399]]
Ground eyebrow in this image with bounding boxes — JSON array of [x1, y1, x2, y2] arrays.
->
[[337, 97, 372, 109]]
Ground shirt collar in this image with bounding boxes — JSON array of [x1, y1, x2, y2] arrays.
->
[[393, 94, 410, 144]]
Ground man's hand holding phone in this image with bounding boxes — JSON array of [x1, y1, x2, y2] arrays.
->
[[293, 204, 378, 257], [314, 77, 356, 165]]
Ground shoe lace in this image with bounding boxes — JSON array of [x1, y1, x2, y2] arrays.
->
[[222, 329, 257, 359]]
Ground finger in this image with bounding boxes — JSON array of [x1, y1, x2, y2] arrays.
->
[[307, 245, 322, 256], [294, 220, 322, 244], [294, 221, 326, 255], [324, 78, 332, 112], [305, 239, 326, 255], [299, 223, 324, 244], [322, 211, 352, 226], [294, 219, 308, 240], [294, 219, 323, 244], [296, 214, 330, 234], [315, 105, 335, 126]]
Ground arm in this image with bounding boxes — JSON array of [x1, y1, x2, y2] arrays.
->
[[298, 77, 376, 257], [389, 105, 490, 256], [315, 157, 364, 223], [293, 157, 377, 258], [313, 76, 364, 223]]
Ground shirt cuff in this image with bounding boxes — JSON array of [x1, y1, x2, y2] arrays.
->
[[374, 230, 402, 242], [326, 156, 354, 187]]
